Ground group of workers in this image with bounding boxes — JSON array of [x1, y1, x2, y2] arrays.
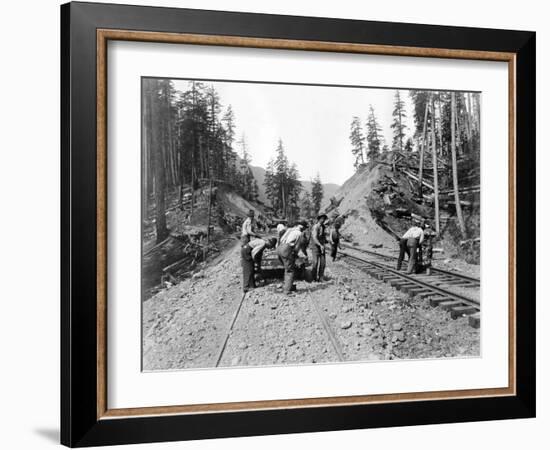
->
[[240, 210, 342, 295], [240, 209, 434, 295]]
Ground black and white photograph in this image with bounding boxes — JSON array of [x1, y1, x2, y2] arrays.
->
[[141, 78, 481, 371]]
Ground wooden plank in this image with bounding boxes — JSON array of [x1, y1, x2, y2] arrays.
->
[[450, 305, 478, 319], [439, 300, 463, 311], [469, 313, 481, 328], [429, 296, 452, 307]]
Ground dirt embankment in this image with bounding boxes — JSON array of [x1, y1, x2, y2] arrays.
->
[[322, 160, 480, 277], [142, 184, 269, 300]]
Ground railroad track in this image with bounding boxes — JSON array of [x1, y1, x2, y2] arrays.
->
[[214, 288, 346, 366], [338, 248, 481, 328], [340, 243, 480, 287]]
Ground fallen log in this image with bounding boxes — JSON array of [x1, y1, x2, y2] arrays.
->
[[401, 168, 435, 191], [162, 256, 193, 274], [143, 235, 173, 256], [459, 237, 480, 246]]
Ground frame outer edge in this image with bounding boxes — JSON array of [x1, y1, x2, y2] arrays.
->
[[62, 2, 536, 445], [60, 2, 72, 447], [514, 32, 536, 415]]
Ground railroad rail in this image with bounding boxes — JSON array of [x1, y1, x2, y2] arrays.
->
[[304, 290, 345, 362], [338, 248, 481, 328], [214, 288, 346, 367], [214, 291, 248, 367], [340, 243, 480, 287]]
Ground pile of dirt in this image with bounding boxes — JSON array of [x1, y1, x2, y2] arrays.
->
[[321, 164, 397, 252]]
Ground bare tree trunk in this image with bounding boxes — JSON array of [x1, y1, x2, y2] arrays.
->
[[451, 92, 467, 238], [142, 81, 150, 222], [205, 178, 213, 259], [418, 98, 430, 198], [190, 167, 195, 218], [430, 99, 440, 235], [437, 93, 444, 157], [150, 82, 169, 243]]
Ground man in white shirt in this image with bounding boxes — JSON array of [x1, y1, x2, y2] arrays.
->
[[397, 224, 425, 274], [277, 221, 308, 294], [241, 209, 260, 245], [276, 222, 287, 247]]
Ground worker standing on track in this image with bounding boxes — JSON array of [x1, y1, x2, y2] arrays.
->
[[328, 221, 342, 262], [241, 237, 277, 292], [396, 223, 425, 274], [310, 214, 328, 282], [241, 209, 260, 245], [277, 221, 308, 294]]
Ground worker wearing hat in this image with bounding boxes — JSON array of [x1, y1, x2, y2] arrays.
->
[[241, 237, 277, 292], [241, 209, 260, 246], [277, 221, 308, 294], [310, 214, 328, 281]]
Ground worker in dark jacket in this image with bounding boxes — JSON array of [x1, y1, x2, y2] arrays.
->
[[310, 214, 327, 281], [328, 221, 342, 261], [241, 237, 277, 292]]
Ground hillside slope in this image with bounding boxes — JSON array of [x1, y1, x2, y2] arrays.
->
[[321, 165, 397, 251]]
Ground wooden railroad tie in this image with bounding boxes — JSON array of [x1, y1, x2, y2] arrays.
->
[[469, 313, 481, 328], [439, 300, 464, 311], [450, 305, 478, 319]]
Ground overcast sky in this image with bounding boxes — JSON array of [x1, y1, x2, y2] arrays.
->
[[172, 79, 416, 186]]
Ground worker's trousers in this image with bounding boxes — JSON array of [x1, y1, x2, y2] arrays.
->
[[276, 243, 296, 294], [311, 245, 326, 281], [397, 238, 410, 270], [406, 238, 419, 274], [397, 238, 419, 273], [241, 245, 255, 292]]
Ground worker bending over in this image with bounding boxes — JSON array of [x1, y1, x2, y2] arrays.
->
[[397, 223, 425, 274], [277, 221, 308, 294], [241, 237, 277, 292]]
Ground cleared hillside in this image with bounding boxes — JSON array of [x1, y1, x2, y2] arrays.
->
[[321, 164, 397, 251]]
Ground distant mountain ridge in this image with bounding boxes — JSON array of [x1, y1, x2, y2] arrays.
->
[[249, 165, 340, 206]]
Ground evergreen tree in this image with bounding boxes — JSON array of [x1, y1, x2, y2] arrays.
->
[[264, 158, 276, 209], [311, 173, 324, 216], [391, 90, 407, 152], [300, 191, 313, 220], [349, 116, 365, 168], [221, 105, 238, 185], [263, 139, 302, 218], [366, 105, 382, 161], [409, 90, 431, 139]]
